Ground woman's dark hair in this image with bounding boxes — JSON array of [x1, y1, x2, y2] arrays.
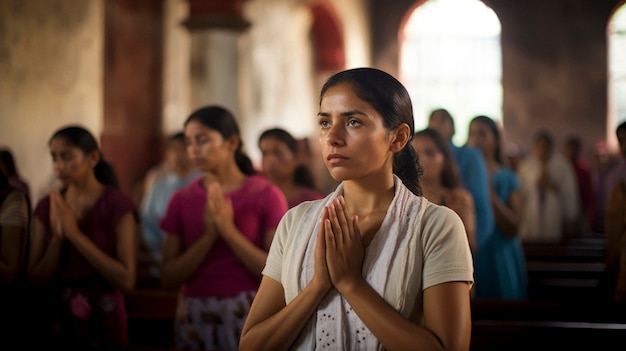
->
[[49, 125, 120, 188], [258, 128, 318, 190], [167, 131, 186, 146], [0, 162, 10, 190], [535, 129, 554, 148], [565, 135, 582, 156], [414, 128, 460, 190], [429, 108, 456, 135], [0, 148, 18, 177], [471, 115, 503, 165], [616, 120, 626, 137], [319, 67, 422, 196], [184, 105, 256, 176]]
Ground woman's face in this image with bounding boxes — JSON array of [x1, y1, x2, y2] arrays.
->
[[467, 120, 494, 159], [184, 120, 234, 173], [167, 138, 193, 172], [428, 112, 454, 141], [534, 138, 552, 162], [411, 134, 444, 182], [49, 137, 96, 185], [259, 136, 297, 182], [318, 83, 395, 181]]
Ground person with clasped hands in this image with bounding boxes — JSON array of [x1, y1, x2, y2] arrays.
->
[[240, 67, 474, 351]]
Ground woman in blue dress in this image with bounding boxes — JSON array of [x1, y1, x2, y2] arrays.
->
[[468, 115, 528, 300]]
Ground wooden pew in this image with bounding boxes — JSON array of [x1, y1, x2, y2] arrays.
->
[[125, 288, 178, 350], [526, 261, 605, 300], [523, 234, 607, 300], [471, 299, 626, 350], [523, 236, 606, 263]]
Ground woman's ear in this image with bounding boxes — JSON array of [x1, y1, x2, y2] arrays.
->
[[227, 134, 241, 152], [89, 150, 101, 167], [390, 123, 411, 153]]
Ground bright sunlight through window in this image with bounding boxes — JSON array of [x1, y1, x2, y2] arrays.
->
[[609, 3, 626, 146], [400, 0, 502, 146]]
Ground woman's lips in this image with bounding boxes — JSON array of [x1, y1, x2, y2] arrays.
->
[[327, 153, 348, 165]]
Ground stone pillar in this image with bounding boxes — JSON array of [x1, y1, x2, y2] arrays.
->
[[101, 0, 164, 200], [183, 0, 250, 117]]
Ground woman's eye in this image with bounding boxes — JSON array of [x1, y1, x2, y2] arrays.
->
[[61, 152, 73, 162], [347, 119, 361, 127], [426, 149, 439, 158], [319, 120, 330, 128]]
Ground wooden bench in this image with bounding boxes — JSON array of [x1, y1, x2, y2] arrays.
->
[[523, 235, 608, 300], [471, 299, 626, 350], [523, 236, 606, 263], [125, 288, 177, 350], [526, 261, 606, 300]]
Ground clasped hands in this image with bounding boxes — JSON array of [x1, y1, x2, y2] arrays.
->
[[536, 171, 558, 192], [49, 189, 81, 241], [314, 195, 365, 295], [203, 181, 235, 239]]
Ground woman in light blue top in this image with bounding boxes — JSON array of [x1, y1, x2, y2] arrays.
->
[[140, 132, 202, 277], [468, 115, 528, 300]]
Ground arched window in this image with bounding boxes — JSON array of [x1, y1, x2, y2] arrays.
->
[[400, 0, 501, 145], [608, 2, 626, 147]]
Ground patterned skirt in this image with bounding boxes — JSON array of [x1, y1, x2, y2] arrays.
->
[[174, 290, 256, 350]]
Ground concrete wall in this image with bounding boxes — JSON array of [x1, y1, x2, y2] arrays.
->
[[0, 0, 103, 204], [490, 0, 619, 156]]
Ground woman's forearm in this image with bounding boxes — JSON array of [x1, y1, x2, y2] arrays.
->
[[339, 280, 452, 351], [219, 225, 269, 276], [0, 225, 26, 283], [160, 233, 217, 289], [241, 280, 330, 351], [27, 236, 64, 286], [65, 213, 137, 292], [67, 230, 135, 291]]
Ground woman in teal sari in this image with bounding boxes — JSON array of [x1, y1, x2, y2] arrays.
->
[[468, 115, 527, 300]]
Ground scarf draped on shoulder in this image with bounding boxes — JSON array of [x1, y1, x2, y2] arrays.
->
[[284, 175, 426, 350]]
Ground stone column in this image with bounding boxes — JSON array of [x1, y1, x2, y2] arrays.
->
[[183, 0, 250, 116], [101, 0, 164, 200]]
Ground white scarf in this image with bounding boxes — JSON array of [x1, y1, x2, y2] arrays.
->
[[285, 176, 425, 350]]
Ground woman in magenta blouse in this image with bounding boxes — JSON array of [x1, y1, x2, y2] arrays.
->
[[159, 105, 288, 350], [27, 125, 138, 349]]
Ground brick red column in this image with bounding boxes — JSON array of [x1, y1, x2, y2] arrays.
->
[[183, 0, 249, 30], [310, 3, 345, 72], [101, 0, 164, 200]]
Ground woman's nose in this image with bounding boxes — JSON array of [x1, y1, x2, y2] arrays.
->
[[187, 143, 200, 155], [325, 123, 345, 146], [52, 159, 63, 172]]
